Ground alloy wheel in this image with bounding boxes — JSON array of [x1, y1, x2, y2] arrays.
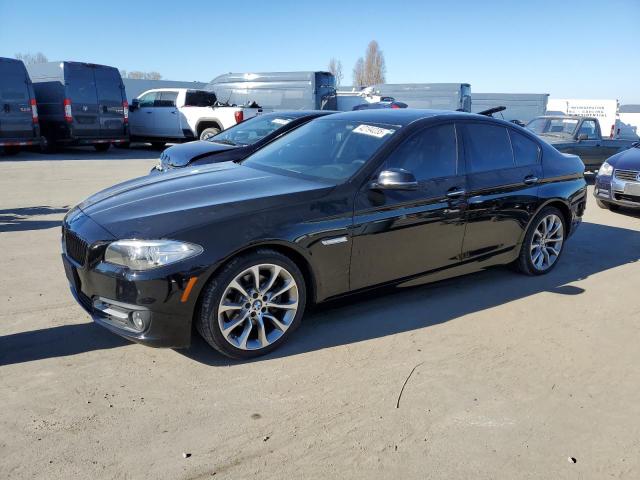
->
[[530, 214, 564, 271], [217, 264, 299, 351]]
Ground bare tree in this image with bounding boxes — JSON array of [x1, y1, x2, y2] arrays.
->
[[363, 40, 386, 86], [125, 70, 162, 80], [328, 58, 343, 88], [145, 71, 162, 80], [352, 57, 366, 88], [119, 69, 127, 78], [14, 52, 48, 65], [127, 71, 146, 79]]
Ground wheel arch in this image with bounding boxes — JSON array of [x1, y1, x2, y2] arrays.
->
[[524, 198, 573, 242], [195, 119, 223, 137]]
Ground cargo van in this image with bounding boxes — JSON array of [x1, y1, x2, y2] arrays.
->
[[26, 62, 129, 151], [0, 57, 41, 154]]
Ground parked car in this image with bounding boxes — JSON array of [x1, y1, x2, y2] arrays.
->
[[526, 115, 635, 170], [0, 57, 41, 155], [128, 88, 262, 147], [26, 61, 129, 152], [153, 110, 335, 173], [61, 110, 586, 358], [594, 143, 640, 211]]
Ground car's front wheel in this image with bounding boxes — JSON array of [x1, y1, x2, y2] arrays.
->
[[196, 249, 307, 359], [517, 206, 566, 275]]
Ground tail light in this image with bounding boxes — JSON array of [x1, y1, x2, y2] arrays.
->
[[234, 110, 244, 124], [610, 124, 615, 139], [63, 98, 73, 123], [123, 100, 129, 124], [391, 103, 400, 109], [30, 98, 38, 124]]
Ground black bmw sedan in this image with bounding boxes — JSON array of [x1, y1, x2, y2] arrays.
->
[[153, 110, 334, 173], [61, 109, 587, 358]]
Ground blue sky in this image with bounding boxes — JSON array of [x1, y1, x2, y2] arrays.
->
[[1, 0, 638, 103]]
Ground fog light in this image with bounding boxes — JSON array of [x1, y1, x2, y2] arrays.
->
[[131, 311, 146, 331]]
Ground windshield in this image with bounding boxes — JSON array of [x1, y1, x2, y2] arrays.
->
[[527, 118, 579, 135], [211, 114, 297, 146], [242, 118, 398, 182]]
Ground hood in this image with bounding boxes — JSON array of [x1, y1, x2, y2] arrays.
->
[[161, 140, 240, 169], [78, 162, 332, 238], [536, 132, 574, 145], [607, 145, 640, 170]]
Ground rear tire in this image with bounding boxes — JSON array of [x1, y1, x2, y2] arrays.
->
[[1, 146, 20, 156], [195, 249, 307, 359], [517, 206, 566, 276], [150, 142, 165, 150], [94, 143, 111, 152], [199, 127, 220, 140]]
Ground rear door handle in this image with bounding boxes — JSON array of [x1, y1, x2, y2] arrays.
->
[[523, 176, 539, 185], [446, 187, 466, 198]]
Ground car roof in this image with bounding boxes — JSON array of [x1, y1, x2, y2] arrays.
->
[[259, 110, 333, 119], [322, 109, 498, 127]]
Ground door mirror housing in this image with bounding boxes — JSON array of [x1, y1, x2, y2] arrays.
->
[[577, 133, 588, 141], [130, 99, 140, 111], [371, 169, 418, 191]]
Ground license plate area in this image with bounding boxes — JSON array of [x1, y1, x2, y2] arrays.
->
[[624, 182, 640, 196]]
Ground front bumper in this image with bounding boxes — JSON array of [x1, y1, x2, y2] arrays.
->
[[594, 175, 640, 209]]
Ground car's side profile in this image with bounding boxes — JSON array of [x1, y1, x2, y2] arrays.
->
[[153, 110, 335, 173], [61, 110, 587, 358]]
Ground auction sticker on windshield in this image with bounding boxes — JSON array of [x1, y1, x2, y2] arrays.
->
[[271, 118, 292, 125], [353, 124, 395, 138]]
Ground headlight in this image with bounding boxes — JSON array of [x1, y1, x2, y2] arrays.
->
[[104, 240, 203, 270], [598, 162, 613, 177]]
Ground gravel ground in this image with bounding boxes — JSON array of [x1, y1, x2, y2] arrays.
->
[[1, 147, 639, 479]]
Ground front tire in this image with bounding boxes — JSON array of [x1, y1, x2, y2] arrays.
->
[[196, 249, 307, 359], [94, 143, 111, 152], [517, 207, 566, 276], [199, 127, 220, 140]]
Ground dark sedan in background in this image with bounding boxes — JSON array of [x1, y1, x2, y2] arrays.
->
[[153, 110, 334, 173], [594, 143, 640, 211], [61, 109, 586, 359]]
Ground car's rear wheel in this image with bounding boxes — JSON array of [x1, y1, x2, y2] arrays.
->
[[150, 142, 166, 150], [199, 128, 220, 140], [517, 206, 566, 275], [1, 146, 20, 156], [196, 249, 307, 359], [94, 143, 110, 152]]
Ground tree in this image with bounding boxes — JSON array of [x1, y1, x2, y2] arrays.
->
[[352, 57, 365, 88], [125, 70, 162, 80], [14, 52, 48, 65], [328, 58, 343, 88], [145, 71, 162, 80], [363, 40, 386, 86]]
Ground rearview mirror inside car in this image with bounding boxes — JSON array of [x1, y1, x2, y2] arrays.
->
[[371, 169, 418, 191]]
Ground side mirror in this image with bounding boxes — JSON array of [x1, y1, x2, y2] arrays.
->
[[577, 133, 588, 141], [130, 99, 140, 111], [371, 168, 418, 191]]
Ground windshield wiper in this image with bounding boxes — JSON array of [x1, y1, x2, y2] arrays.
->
[[212, 139, 236, 146]]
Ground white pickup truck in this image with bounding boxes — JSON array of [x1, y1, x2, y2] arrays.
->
[[128, 88, 261, 146]]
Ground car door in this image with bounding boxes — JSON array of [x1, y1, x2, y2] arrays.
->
[[573, 119, 605, 168], [460, 122, 542, 261], [129, 91, 157, 137], [65, 63, 100, 138], [350, 122, 468, 290], [94, 67, 126, 138], [0, 60, 34, 142], [153, 91, 181, 138]]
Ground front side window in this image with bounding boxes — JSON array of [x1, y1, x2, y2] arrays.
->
[[385, 124, 458, 181], [509, 130, 540, 166], [138, 92, 158, 108], [464, 123, 515, 173], [211, 114, 297, 146], [577, 120, 598, 139], [242, 119, 398, 182]]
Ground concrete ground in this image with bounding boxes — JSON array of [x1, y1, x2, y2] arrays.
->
[[1, 147, 639, 479]]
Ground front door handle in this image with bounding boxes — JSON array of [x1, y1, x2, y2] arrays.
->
[[523, 175, 539, 185], [446, 187, 466, 198]]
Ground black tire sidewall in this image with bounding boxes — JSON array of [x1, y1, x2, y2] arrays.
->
[[197, 250, 307, 359], [519, 206, 567, 276]]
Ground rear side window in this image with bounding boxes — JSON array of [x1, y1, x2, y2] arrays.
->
[[94, 68, 123, 103], [184, 90, 216, 107], [156, 91, 178, 107], [463, 123, 514, 173], [509, 130, 540, 166], [138, 92, 158, 107], [0, 63, 29, 101], [66, 65, 98, 104], [385, 124, 458, 181]]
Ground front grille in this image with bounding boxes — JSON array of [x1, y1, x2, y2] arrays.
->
[[614, 193, 640, 204], [614, 169, 640, 182], [64, 228, 88, 266]]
